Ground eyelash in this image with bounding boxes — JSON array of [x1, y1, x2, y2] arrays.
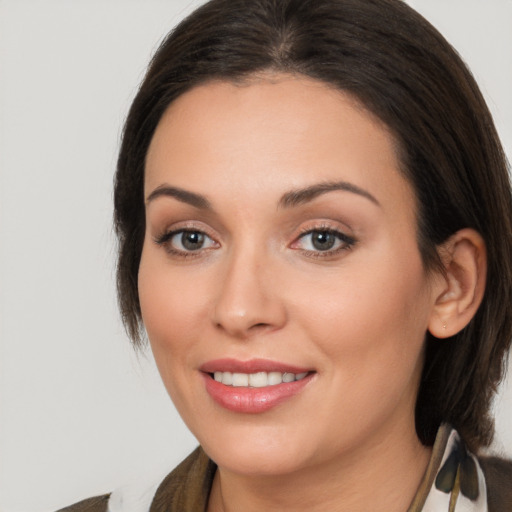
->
[[154, 228, 218, 259], [293, 226, 356, 258], [153, 225, 356, 259]]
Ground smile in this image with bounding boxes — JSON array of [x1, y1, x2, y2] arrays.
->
[[213, 371, 309, 387], [200, 359, 315, 413]]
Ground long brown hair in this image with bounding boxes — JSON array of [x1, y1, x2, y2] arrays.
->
[[114, 0, 512, 451]]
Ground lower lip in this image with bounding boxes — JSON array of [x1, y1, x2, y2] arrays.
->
[[202, 373, 314, 413]]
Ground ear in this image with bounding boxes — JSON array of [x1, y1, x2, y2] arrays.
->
[[428, 228, 487, 339]]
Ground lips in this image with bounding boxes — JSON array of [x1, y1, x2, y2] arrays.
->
[[200, 358, 315, 413]]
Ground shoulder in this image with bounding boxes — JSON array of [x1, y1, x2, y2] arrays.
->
[[56, 494, 110, 512], [478, 454, 512, 512], [55, 448, 216, 512], [150, 447, 216, 512]]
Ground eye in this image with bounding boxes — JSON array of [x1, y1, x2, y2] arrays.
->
[[155, 229, 218, 254], [294, 229, 355, 254]]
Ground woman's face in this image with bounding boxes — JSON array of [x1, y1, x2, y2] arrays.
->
[[139, 75, 441, 475]]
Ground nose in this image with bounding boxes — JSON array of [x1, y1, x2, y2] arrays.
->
[[211, 246, 287, 339]]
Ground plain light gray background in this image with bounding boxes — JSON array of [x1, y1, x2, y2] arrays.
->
[[0, 1, 511, 511]]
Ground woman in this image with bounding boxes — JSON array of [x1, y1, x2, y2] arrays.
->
[[60, 0, 512, 510]]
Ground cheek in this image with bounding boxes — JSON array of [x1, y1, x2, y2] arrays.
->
[[137, 245, 213, 417], [292, 244, 432, 381], [297, 259, 430, 435], [138, 245, 207, 362]]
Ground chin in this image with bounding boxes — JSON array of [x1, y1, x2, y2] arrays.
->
[[209, 445, 309, 477], [195, 421, 314, 476]]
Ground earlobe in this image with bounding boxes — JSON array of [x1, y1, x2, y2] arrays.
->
[[428, 229, 486, 339]]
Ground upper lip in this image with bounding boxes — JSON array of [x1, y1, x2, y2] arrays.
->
[[200, 358, 313, 374]]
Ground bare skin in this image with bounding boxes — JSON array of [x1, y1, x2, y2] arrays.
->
[[138, 74, 485, 511]]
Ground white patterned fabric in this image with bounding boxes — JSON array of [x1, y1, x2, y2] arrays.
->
[[422, 429, 488, 512]]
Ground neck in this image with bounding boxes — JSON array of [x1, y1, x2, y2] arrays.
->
[[207, 419, 431, 512]]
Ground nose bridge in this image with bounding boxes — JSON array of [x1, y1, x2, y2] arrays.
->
[[212, 239, 286, 338]]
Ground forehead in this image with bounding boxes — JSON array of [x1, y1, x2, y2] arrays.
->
[[145, 75, 414, 216]]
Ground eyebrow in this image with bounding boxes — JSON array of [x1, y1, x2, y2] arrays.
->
[[278, 181, 380, 208], [146, 185, 212, 210], [146, 180, 379, 211]]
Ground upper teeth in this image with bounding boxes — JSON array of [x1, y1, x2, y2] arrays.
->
[[213, 371, 308, 388]]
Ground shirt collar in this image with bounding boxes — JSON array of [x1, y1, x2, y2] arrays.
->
[[408, 424, 488, 512]]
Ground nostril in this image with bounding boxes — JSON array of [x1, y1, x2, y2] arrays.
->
[[248, 322, 273, 333]]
